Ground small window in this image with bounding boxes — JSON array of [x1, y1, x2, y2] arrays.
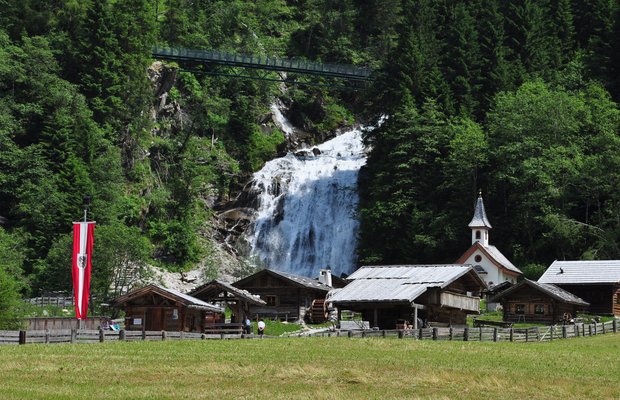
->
[[265, 295, 278, 306], [515, 304, 526, 314], [474, 255, 482, 262], [476, 230, 481, 239], [535, 304, 545, 315]]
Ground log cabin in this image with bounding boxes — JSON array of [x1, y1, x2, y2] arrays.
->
[[112, 284, 223, 332], [233, 269, 331, 322], [489, 279, 589, 324], [538, 260, 620, 316], [327, 264, 486, 329]]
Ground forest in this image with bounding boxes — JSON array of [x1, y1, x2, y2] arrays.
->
[[0, 0, 619, 327]]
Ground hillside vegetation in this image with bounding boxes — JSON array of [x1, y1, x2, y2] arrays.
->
[[0, 1, 619, 324]]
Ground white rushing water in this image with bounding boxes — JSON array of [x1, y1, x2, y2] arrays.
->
[[246, 114, 367, 278]]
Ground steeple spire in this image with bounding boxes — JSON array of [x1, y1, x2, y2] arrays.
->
[[468, 191, 491, 246]]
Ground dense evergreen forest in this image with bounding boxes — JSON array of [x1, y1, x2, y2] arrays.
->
[[0, 0, 619, 327]]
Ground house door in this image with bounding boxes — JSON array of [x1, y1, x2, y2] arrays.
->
[[146, 308, 162, 331]]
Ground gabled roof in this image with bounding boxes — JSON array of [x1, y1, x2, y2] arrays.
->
[[189, 280, 266, 305], [456, 242, 522, 276], [468, 195, 492, 228], [233, 269, 331, 292], [538, 260, 620, 285], [489, 279, 589, 306], [328, 264, 486, 304], [112, 284, 224, 312]]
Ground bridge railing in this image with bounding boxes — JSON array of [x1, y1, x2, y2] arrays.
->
[[152, 46, 372, 80]]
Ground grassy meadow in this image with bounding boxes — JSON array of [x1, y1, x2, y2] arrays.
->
[[0, 334, 618, 399]]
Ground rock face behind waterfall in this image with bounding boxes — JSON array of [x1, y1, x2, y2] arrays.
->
[[243, 128, 367, 278]]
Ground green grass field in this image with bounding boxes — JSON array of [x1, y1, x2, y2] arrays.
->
[[0, 334, 618, 399]]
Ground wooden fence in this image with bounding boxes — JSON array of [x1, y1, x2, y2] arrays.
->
[[305, 320, 619, 343], [0, 320, 617, 346]]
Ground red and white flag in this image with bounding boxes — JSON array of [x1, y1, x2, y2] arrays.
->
[[72, 221, 95, 320]]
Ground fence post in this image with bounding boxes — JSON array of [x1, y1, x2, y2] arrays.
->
[[347, 331, 352, 338], [479, 327, 482, 341], [509, 328, 514, 342], [19, 330, 26, 345], [493, 328, 498, 342], [99, 328, 105, 343], [525, 329, 529, 343], [562, 326, 567, 339], [418, 328, 423, 340], [535, 327, 539, 341], [464, 327, 469, 342], [602, 322, 605, 334], [594, 323, 597, 336], [162, 330, 166, 341], [449, 328, 453, 341], [361, 331, 366, 338], [119, 329, 125, 341], [70, 328, 77, 344], [141, 330, 146, 341], [613, 319, 618, 333], [432, 328, 438, 341], [550, 326, 554, 341], [45, 329, 50, 344], [397, 330, 403, 339]]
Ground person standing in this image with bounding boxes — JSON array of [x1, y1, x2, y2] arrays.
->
[[244, 316, 252, 334], [257, 319, 266, 337]]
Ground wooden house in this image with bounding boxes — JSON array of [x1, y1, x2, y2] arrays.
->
[[112, 284, 223, 332], [456, 194, 522, 287], [538, 260, 620, 316], [233, 269, 331, 321], [328, 264, 486, 329], [489, 279, 589, 324]]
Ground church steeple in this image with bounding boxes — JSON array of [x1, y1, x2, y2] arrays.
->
[[468, 191, 491, 247]]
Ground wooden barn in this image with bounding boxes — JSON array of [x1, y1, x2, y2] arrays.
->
[[328, 264, 486, 329], [538, 260, 620, 316], [112, 284, 223, 332], [233, 269, 331, 322], [489, 279, 589, 324], [189, 279, 266, 323]]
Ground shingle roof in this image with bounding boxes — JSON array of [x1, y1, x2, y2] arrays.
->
[[489, 279, 589, 306], [112, 284, 224, 312], [538, 260, 620, 284], [485, 245, 522, 274], [189, 280, 266, 305], [468, 195, 492, 228], [234, 269, 331, 292], [268, 269, 332, 291], [328, 265, 484, 304]]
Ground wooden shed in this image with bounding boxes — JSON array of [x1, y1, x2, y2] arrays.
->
[[189, 279, 266, 328], [328, 264, 486, 329], [233, 269, 331, 321], [112, 284, 223, 332], [489, 279, 589, 324], [538, 260, 620, 316]]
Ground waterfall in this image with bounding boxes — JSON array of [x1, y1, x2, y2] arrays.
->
[[245, 108, 367, 278]]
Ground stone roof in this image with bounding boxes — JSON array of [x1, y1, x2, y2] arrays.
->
[[489, 279, 589, 306]]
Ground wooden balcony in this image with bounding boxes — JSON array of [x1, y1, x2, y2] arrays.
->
[[439, 292, 480, 312]]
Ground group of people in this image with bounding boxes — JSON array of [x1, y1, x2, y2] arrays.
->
[[242, 316, 266, 337]]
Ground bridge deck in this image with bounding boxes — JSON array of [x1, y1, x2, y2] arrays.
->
[[152, 46, 372, 81]]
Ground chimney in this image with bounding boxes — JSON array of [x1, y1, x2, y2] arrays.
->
[[318, 269, 332, 287]]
